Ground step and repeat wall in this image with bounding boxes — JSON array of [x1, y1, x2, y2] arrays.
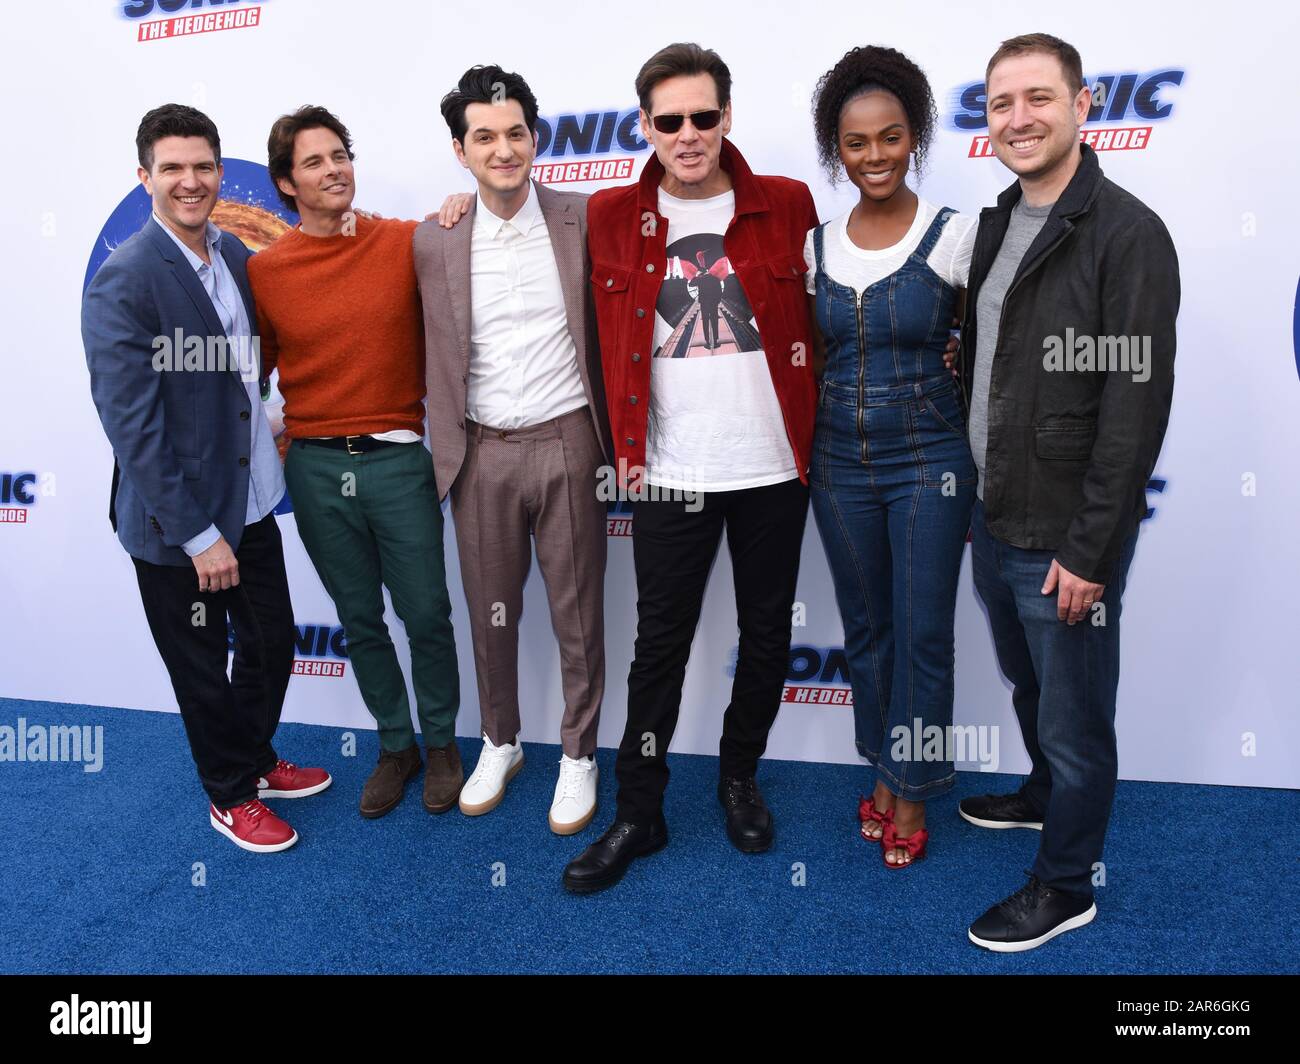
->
[[2, 0, 1296, 788]]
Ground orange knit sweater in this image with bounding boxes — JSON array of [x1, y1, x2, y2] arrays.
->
[[248, 216, 425, 439]]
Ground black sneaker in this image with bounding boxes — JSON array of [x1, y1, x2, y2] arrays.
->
[[959, 791, 1044, 830], [968, 875, 1096, 952]]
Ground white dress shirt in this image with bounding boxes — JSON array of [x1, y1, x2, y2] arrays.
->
[[467, 183, 588, 429]]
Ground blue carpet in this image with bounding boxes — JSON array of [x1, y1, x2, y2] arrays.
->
[[0, 697, 1295, 974]]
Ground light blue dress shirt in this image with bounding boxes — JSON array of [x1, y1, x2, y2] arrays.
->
[[152, 214, 285, 556]]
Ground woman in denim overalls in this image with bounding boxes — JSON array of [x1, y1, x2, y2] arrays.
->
[[806, 47, 977, 866]]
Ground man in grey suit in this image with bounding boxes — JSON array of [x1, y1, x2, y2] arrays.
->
[[82, 104, 330, 853], [414, 66, 612, 834]]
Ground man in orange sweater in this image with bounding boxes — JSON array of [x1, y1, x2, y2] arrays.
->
[[248, 106, 462, 820]]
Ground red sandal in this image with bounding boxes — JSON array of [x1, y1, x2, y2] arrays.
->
[[881, 821, 929, 868], [858, 794, 894, 843]]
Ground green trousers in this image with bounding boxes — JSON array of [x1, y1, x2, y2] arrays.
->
[[284, 440, 459, 750]]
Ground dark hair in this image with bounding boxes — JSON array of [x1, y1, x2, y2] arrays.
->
[[266, 105, 355, 213], [635, 42, 731, 114], [136, 104, 221, 172], [812, 46, 937, 183], [985, 32, 1085, 95], [440, 65, 540, 143]]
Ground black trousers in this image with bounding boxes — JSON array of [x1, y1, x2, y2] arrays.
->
[[615, 477, 809, 825], [132, 513, 295, 808]]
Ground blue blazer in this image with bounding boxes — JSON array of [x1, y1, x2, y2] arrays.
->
[[83, 217, 259, 566]]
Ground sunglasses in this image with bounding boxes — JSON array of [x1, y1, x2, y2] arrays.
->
[[650, 109, 723, 135]]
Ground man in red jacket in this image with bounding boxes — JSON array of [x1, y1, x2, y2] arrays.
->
[[563, 42, 820, 893]]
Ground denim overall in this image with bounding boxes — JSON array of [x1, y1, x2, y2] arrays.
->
[[809, 209, 976, 800]]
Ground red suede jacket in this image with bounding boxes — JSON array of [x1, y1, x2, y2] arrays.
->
[[587, 138, 819, 487]]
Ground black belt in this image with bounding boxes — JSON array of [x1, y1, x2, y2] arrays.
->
[[298, 435, 405, 455]]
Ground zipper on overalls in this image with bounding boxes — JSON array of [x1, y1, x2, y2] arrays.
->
[[855, 287, 869, 464]]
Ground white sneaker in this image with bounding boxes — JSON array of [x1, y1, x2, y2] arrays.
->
[[548, 754, 598, 835], [459, 734, 524, 816]]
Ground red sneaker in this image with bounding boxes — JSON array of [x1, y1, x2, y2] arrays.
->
[[257, 759, 332, 799], [210, 799, 299, 852]]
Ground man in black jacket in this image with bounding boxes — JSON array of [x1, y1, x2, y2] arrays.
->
[[957, 34, 1179, 952]]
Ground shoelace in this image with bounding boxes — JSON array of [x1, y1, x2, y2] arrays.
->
[[556, 758, 593, 801], [376, 749, 412, 778], [722, 777, 758, 806], [238, 799, 269, 821], [999, 876, 1048, 922], [601, 824, 634, 848], [469, 742, 514, 785], [274, 759, 297, 775]]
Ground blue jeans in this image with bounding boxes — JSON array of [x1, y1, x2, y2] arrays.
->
[[810, 375, 976, 800], [970, 497, 1138, 898]]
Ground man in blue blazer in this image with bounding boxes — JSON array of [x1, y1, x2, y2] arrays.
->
[[82, 104, 330, 852]]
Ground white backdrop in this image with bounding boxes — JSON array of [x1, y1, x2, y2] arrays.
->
[[2, 0, 1296, 789]]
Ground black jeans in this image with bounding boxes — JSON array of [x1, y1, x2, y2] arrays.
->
[[615, 477, 809, 825], [132, 513, 295, 808]]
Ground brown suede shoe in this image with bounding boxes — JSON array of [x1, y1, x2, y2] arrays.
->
[[359, 744, 422, 819], [423, 740, 463, 814]]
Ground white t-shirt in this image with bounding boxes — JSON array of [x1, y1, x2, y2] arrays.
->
[[802, 198, 976, 295], [646, 188, 798, 492]]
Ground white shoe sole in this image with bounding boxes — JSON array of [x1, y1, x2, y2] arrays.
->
[[959, 808, 1043, 831], [968, 903, 1096, 953], [258, 774, 333, 800], [549, 799, 597, 836], [210, 813, 299, 853], [459, 755, 524, 816]]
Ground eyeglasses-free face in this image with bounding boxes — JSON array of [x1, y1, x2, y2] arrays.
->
[[454, 98, 537, 198], [650, 109, 723, 134], [281, 126, 355, 223], [837, 90, 915, 204], [139, 135, 223, 240], [985, 52, 1091, 198]]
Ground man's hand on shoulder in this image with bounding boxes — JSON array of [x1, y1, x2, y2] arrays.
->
[[434, 193, 475, 229]]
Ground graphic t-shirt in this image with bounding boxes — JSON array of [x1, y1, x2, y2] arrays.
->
[[645, 188, 798, 492]]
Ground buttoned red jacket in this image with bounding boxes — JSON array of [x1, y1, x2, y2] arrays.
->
[[587, 138, 820, 486]]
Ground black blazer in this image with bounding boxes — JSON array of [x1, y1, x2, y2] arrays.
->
[[960, 144, 1180, 584]]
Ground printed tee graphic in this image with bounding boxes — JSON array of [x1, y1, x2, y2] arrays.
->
[[654, 234, 761, 357], [644, 195, 795, 492]]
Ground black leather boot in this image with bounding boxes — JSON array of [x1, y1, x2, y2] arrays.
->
[[718, 776, 773, 853]]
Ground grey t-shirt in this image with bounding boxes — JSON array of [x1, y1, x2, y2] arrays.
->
[[969, 197, 1054, 498]]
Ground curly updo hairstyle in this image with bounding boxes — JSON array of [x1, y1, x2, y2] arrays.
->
[[812, 45, 937, 184]]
